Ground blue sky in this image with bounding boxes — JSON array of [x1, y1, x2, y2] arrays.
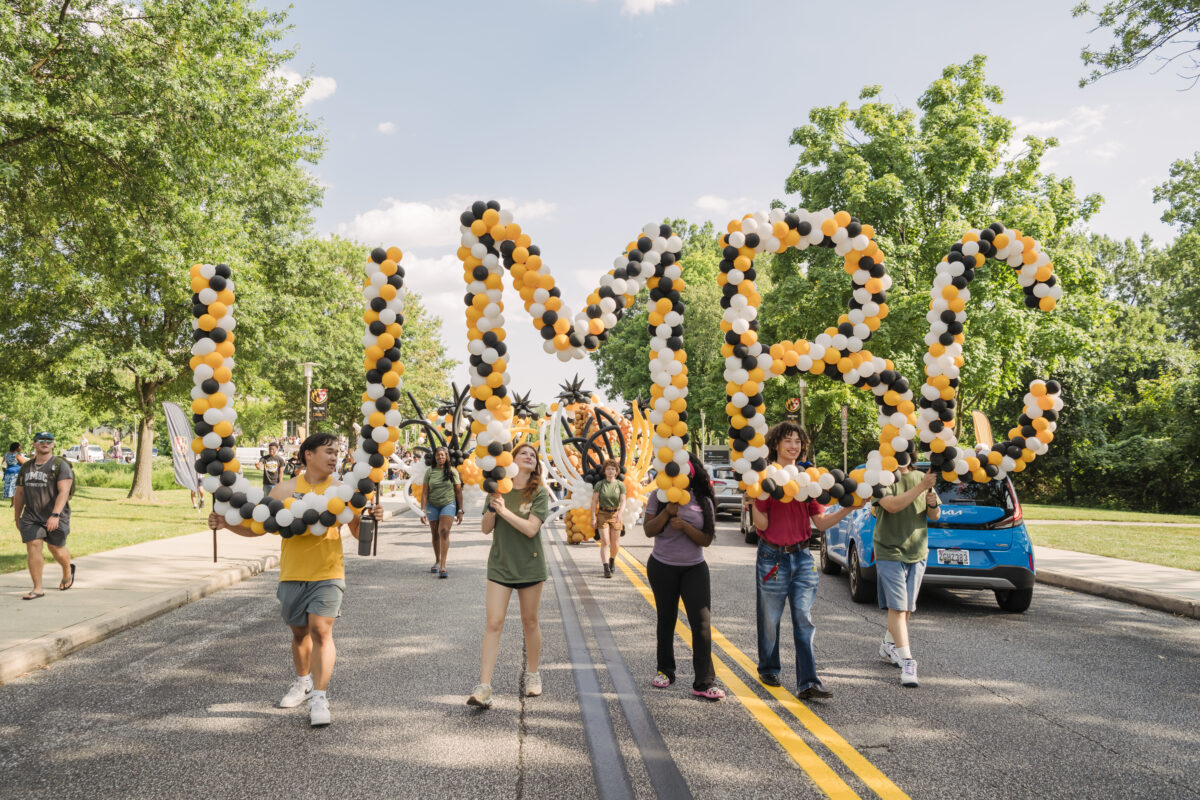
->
[[267, 0, 1199, 404]]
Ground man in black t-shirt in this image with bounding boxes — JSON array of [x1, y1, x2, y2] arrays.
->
[[256, 442, 288, 490], [14, 432, 75, 600]]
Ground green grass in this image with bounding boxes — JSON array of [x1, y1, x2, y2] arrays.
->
[[1030, 524, 1200, 572], [1023, 504, 1200, 524], [2, 486, 207, 575]]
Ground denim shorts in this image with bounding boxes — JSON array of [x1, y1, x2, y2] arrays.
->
[[425, 502, 457, 521], [876, 558, 926, 612]]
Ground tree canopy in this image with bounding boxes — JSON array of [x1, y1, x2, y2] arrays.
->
[[0, 1, 455, 497], [1074, 0, 1200, 87]]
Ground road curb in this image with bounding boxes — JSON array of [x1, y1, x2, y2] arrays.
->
[[1036, 570, 1200, 620], [0, 552, 279, 685]]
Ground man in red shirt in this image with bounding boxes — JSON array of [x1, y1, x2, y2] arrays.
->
[[751, 421, 853, 699]]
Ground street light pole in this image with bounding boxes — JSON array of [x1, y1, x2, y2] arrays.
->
[[798, 378, 807, 431], [302, 362, 317, 438]]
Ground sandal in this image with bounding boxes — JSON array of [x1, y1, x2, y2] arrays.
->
[[60, 564, 76, 591], [651, 672, 674, 689], [439, 569, 448, 579], [22, 591, 45, 600], [430, 565, 439, 573], [692, 686, 726, 701]]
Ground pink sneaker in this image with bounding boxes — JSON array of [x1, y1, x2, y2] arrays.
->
[[692, 686, 726, 701]]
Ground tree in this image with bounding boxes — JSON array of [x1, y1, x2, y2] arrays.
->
[[240, 236, 457, 442], [1074, 1, 1200, 87], [0, 0, 323, 498], [590, 219, 768, 446], [0, 380, 96, 451], [771, 56, 1104, 467]]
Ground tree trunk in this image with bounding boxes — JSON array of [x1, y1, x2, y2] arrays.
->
[[128, 383, 157, 501]]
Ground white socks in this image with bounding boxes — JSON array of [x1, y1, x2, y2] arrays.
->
[[897, 646, 913, 660], [310, 689, 327, 701], [298, 673, 313, 689], [883, 631, 895, 645]]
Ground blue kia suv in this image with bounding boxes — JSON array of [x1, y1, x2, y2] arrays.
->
[[820, 465, 1036, 612]]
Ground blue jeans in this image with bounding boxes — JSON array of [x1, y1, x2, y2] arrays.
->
[[755, 542, 822, 691]]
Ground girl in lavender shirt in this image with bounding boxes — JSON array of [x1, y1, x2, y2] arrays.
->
[[643, 453, 725, 700]]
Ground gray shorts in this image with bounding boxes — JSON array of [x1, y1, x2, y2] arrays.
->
[[277, 579, 345, 627], [19, 518, 69, 548], [876, 558, 926, 612]]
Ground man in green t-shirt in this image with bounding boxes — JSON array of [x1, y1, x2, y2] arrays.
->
[[873, 465, 940, 688]]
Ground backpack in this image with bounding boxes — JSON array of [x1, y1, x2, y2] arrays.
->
[[18, 456, 77, 500]]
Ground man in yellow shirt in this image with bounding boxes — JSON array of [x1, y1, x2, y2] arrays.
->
[[211, 433, 385, 727]]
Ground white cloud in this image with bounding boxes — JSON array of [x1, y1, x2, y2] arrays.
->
[[274, 68, 337, 106], [336, 196, 558, 252], [694, 194, 754, 218], [1008, 105, 1118, 167], [1088, 140, 1123, 161], [377, 121, 397, 134], [1012, 105, 1107, 147], [622, 0, 678, 14]]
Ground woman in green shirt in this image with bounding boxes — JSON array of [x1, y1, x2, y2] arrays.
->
[[590, 458, 626, 578], [468, 443, 550, 709], [420, 446, 464, 579]]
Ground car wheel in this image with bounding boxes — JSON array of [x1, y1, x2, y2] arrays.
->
[[994, 587, 1033, 613], [847, 545, 875, 604], [820, 537, 841, 575]]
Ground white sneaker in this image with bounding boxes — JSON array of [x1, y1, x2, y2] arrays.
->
[[278, 678, 313, 708], [524, 672, 542, 697], [900, 658, 919, 688], [308, 694, 331, 727], [467, 683, 493, 708], [879, 641, 901, 668]]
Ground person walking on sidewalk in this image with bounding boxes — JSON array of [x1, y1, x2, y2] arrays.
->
[[4, 442, 27, 499], [873, 464, 940, 688], [752, 421, 854, 700], [468, 443, 550, 709], [643, 453, 725, 701], [590, 458, 626, 578], [256, 442, 287, 492], [420, 446, 464, 579], [210, 432, 385, 727], [13, 432, 75, 600]]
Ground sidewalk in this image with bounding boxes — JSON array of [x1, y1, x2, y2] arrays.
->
[[1035, 546, 1200, 619]]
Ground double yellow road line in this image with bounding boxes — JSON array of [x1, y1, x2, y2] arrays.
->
[[614, 548, 910, 800]]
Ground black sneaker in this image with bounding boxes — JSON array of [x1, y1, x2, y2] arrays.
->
[[603, 564, 612, 579], [798, 684, 834, 700], [759, 673, 782, 687]]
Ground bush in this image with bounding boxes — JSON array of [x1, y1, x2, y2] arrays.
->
[[71, 458, 184, 492]]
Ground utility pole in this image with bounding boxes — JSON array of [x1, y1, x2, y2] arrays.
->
[[302, 362, 318, 437], [798, 378, 807, 431]]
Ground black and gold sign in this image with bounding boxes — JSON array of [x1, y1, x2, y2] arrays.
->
[[311, 387, 329, 421]]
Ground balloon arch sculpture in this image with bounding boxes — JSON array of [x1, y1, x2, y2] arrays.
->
[[184, 202, 1063, 537]]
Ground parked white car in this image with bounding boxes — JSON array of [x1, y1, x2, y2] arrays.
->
[[63, 445, 105, 462]]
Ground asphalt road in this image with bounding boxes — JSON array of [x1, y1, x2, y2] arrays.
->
[[1, 512, 1198, 800]]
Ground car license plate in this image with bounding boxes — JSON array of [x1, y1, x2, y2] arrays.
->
[[937, 549, 969, 566]]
